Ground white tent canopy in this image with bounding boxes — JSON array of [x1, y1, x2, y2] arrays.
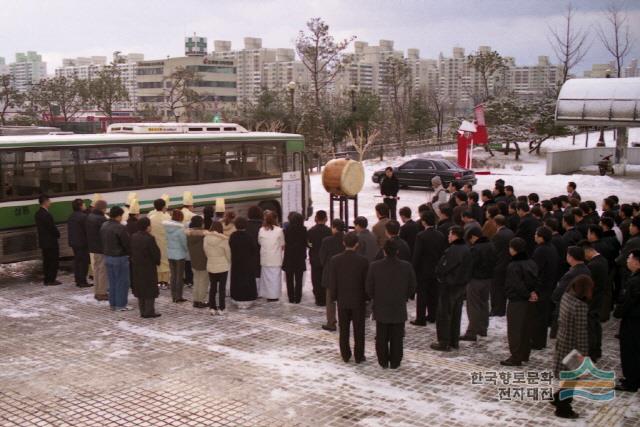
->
[[555, 77, 640, 126]]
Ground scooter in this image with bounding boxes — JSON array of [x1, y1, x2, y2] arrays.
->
[[598, 155, 615, 176]]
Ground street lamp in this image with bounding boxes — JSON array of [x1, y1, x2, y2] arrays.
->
[[287, 81, 296, 133]]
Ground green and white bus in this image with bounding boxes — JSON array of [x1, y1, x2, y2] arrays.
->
[[0, 123, 312, 263]]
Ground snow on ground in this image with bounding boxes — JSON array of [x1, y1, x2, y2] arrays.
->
[[308, 128, 640, 228]]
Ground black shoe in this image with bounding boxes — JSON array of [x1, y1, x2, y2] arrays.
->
[[267, 298, 279, 302], [430, 342, 451, 352], [500, 358, 522, 366], [478, 332, 487, 337], [76, 282, 93, 288], [315, 302, 326, 307], [174, 298, 187, 303], [379, 362, 389, 369], [554, 408, 579, 419], [322, 324, 337, 332], [389, 364, 400, 369], [342, 355, 351, 363], [142, 313, 162, 318], [355, 357, 366, 364], [54, 280, 63, 285], [459, 334, 477, 342], [44, 281, 62, 286], [410, 320, 427, 326], [426, 317, 436, 323]]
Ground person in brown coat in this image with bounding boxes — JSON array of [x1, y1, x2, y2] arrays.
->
[[372, 203, 391, 249], [481, 205, 499, 239], [130, 217, 161, 318]]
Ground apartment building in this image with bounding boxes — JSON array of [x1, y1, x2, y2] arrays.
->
[[8, 51, 47, 92], [136, 55, 237, 120], [54, 53, 144, 110]]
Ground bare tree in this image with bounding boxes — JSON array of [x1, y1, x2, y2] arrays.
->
[[29, 76, 88, 124], [426, 88, 449, 142], [346, 126, 380, 161], [548, 4, 591, 83], [0, 75, 24, 125], [295, 18, 355, 109], [382, 56, 413, 156], [467, 49, 507, 100], [596, 1, 633, 77], [88, 65, 129, 124], [162, 67, 205, 122]]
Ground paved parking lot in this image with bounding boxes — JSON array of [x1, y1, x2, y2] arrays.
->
[[1, 263, 638, 426]]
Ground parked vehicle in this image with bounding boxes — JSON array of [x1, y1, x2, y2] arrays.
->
[[598, 154, 615, 176], [372, 157, 477, 188]]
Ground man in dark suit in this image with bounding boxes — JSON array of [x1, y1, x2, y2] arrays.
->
[[307, 210, 332, 306], [398, 207, 419, 254], [515, 201, 541, 256], [491, 215, 514, 316], [411, 210, 447, 326], [431, 226, 473, 351], [375, 220, 411, 262], [35, 194, 61, 286], [67, 198, 92, 288], [366, 239, 416, 369], [320, 218, 346, 331], [580, 240, 609, 362], [328, 232, 369, 363]]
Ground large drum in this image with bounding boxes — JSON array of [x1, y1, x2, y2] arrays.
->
[[322, 159, 365, 196]]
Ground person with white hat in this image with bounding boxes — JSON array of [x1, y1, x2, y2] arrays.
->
[[149, 197, 171, 287], [125, 198, 141, 236], [121, 192, 137, 224]]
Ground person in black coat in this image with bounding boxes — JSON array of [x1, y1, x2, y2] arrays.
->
[[67, 198, 91, 288], [130, 217, 161, 318], [329, 232, 370, 363], [282, 212, 308, 304], [431, 226, 472, 352], [380, 167, 400, 220], [580, 241, 608, 362], [436, 204, 454, 239], [411, 210, 447, 326], [307, 210, 332, 306], [613, 250, 640, 392], [320, 218, 346, 331], [530, 227, 559, 350], [551, 246, 592, 338], [491, 215, 515, 316], [246, 205, 263, 280], [398, 207, 419, 254], [366, 239, 417, 369], [515, 202, 541, 256], [502, 237, 538, 366], [229, 217, 259, 306], [562, 214, 583, 247], [460, 228, 496, 341], [375, 220, 411, 262], [35, 194, 60, 286], [546, 217, 569, 279]]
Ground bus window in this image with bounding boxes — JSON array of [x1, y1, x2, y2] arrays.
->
[[244, 143, 283, 178], [201, 144, 240, 181], [81, 146, 141, 191], [1, 149, 77, 198], [145, 144, 199, 185]]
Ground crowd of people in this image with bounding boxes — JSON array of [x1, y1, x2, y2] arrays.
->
[[32, 176, 640, 419]]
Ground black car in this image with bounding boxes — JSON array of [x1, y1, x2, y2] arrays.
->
[[372, 157, 477, 188]]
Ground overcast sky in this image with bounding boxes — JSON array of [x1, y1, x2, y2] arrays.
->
[[1, 0, 639, 74]]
